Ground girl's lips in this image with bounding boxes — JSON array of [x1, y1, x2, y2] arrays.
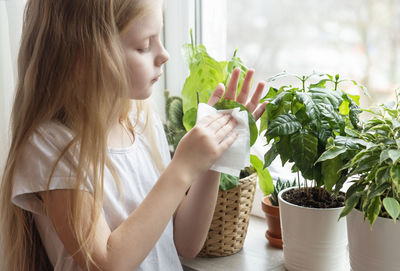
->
[[151, 73, 162, 84]]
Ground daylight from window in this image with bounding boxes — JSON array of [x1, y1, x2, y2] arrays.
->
[[227, 0, 400, 107]]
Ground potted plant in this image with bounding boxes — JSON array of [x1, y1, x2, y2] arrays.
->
[[261, 176, 296, 249], [321, 90, 400, 271], [164, 32, 271, 257], [259, 72, 365, 270]]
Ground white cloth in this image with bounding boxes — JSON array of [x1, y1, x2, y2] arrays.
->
[[196, 103, 250, 176], [11, 116, 183, 271]]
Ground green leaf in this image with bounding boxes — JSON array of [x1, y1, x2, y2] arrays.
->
[[290, 131, 318, 180], [259, 111, 268, 135], [375, 166, 390, 185], [296, 92, 320, 126], [276, 135, 292, 166], [380, 149, 391, 163], [322, 156, 343, 193], [182, 108, 197, 131], [214, 99, 258, 146], [388, 150, 400, 163], [219, 173, 239, 191], [383, 197, 400, 223], [251, 155, 273, 195], [348, 94, 360, 106], [264, 144, 278, 168], [367, 197, 382, 227], [390, 165, 400, 185], [339, 100, 350, 115], [367, 182, 391, 201], [339, 191, 363, 220], [316, 146, 347, 164], [266, 114, 302, 137], [181, 54, 226, 112]]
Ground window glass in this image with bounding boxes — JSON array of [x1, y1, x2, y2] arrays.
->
[[227, 0, 400, 106]]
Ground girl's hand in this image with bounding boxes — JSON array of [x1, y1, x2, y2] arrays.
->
[[172, 113, 238, 182], [207, 68, 267, 121]]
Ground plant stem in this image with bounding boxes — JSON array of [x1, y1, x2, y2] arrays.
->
[[297, 172, 301, 191]]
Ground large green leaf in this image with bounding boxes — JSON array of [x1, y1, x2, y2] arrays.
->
[[214, 99, 258, 146], [309, 88, 343, 109], [266, 114, 302, 137], [181, 56, 226, 113], [226, 50, 249, 94], [276, 135, 292, 166], [290, 131, 318, 180], [264, 143, 278, 168], [182, 108, 197, 131], [383, 197, 400, 223], [321, 156, 343, 193], [316, 146, 347, 164], [251, 155, 273, 195], [296, 92, 320, 128]]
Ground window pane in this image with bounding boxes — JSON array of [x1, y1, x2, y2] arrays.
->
[[227, 0, 400, 105]]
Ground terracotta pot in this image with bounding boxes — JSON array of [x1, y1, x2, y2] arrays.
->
[[261, 196, 282, 248]]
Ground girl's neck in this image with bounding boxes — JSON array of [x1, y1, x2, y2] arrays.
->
[[107, 121, 135, 148]]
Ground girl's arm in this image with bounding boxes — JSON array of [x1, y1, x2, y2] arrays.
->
[[173, 68, 267, 257], [40, 112, 238, 271]]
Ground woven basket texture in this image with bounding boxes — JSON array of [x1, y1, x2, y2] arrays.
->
[[198, 173, 257, 257]]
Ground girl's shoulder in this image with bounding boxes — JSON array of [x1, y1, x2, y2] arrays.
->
[[24, 121, 75, 157]]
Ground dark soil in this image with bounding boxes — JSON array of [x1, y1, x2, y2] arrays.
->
[[282, 187, 345, 208]]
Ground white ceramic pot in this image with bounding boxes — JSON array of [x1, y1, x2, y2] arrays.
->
[[347, 208, 400, 271], [278, 187, 348, 271]]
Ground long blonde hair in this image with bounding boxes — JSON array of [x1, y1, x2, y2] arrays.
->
[[0, 0, 164, 270]]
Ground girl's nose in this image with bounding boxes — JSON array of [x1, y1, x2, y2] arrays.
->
[[155, 45, 169, 67]]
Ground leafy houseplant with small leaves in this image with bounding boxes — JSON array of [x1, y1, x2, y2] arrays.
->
[[259, 72, 366, 207], [320, 90, 400, 227], [324, 91, 400, 271]]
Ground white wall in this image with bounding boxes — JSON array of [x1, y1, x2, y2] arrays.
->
[[0, 0, 25, 175]]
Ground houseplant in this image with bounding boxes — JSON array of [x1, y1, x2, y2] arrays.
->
[[260, 175, 296, 248], [321, 90, 400, 271], [164, 32, 271, 256], [259, 72, 365, 270]]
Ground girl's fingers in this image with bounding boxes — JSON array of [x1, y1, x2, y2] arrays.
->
[[253, 101, 267, 121], [246, 81, 265, 113], [236, 69, 254, 104], [219, 130, 239, 151], [215, 118, 237, 143], [207, 114, 232, 131], [225, 68, 241, 100], [207, 83, 225, 106], [196, 112, 225, 127]]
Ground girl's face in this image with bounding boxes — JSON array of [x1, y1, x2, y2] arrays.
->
[[120, 7, 169, 100]]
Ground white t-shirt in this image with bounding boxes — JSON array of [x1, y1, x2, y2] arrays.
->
[[11, 116, 183, 271]]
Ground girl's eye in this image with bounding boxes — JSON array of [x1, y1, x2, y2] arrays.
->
[[137, 47, 149, 53], [137, 44, 150, 53]]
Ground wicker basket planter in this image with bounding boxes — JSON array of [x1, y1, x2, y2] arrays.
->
[[198, 173, 257, 257]]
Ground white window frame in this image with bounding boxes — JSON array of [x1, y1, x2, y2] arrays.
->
[[161, 1, 267, 217]]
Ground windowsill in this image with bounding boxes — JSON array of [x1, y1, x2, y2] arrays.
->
[[181, 215, 285, 271]]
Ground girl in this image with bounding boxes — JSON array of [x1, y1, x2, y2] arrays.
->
[[0, 0, 266, 270]]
